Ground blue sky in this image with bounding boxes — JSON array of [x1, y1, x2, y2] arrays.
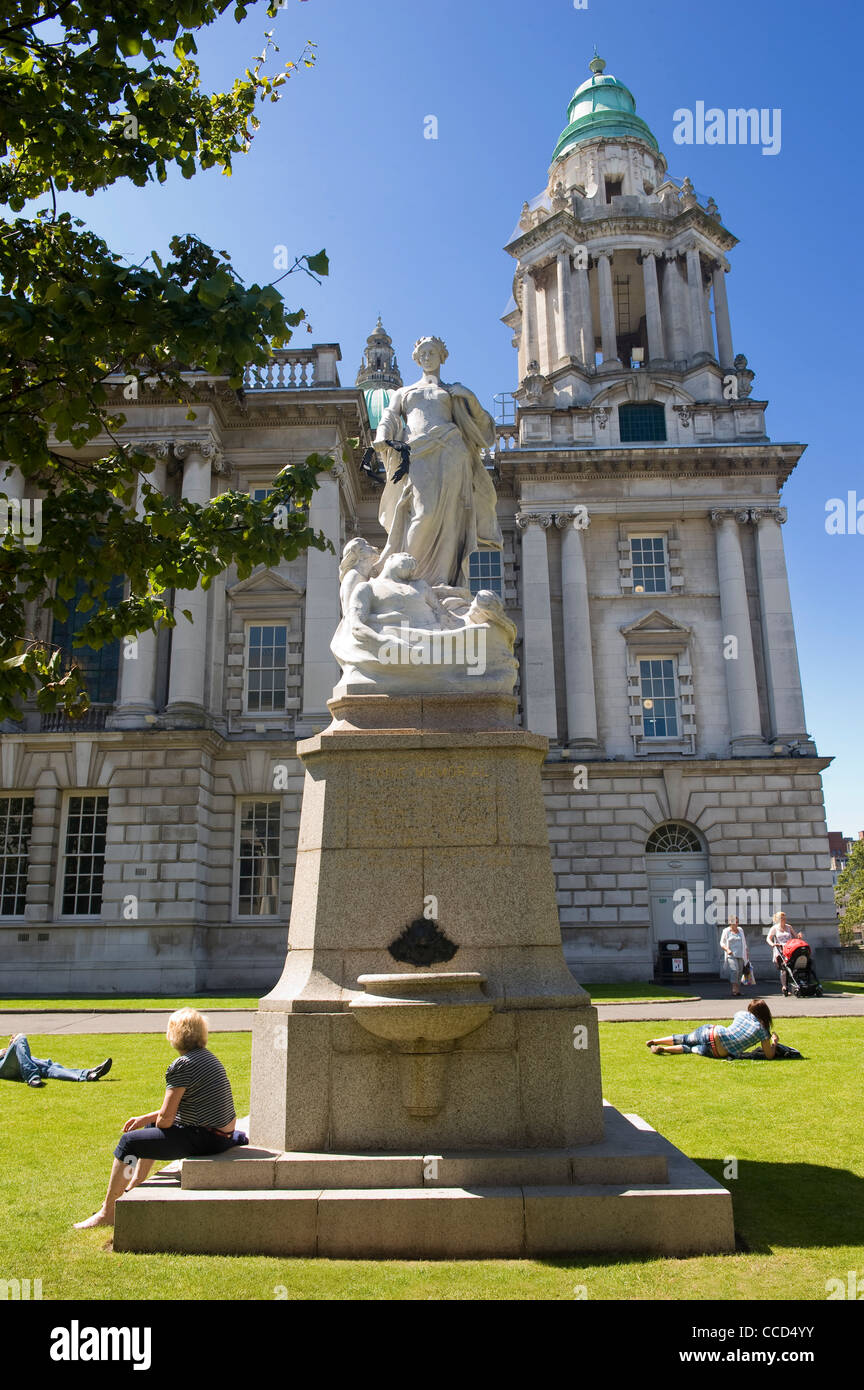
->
[[64, 0, 862, 831]]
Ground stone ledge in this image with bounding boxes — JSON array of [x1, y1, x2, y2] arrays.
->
[[114, 1106, 733, 1257]]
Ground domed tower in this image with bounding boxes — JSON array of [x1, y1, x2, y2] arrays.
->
[[356, 317, 403, 432], [503, 53, 744, 418], [498, 54, 831, 983]]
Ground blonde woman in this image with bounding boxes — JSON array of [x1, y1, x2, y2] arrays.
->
[[74, 1008, 238, 1230], [767, 910, 794, 995]]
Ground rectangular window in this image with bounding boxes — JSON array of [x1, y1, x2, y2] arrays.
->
[[605, 177, 623, 202], [237, 800, 281, 917], [246, 624, 288, 712], [468, 550, 503, 598], [61, 795, 108, 916], [249, 485, 301, 515], [639, 659, 679, 738], [630, 536, 667, 594], [51, 576, 124, 705], [0, 796, 34, 916]]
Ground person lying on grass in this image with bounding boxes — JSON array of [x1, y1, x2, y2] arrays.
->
[[646, 999, 779, 1059], [74, 1007, 238, 1230], [0, 1033, 111, 1087]]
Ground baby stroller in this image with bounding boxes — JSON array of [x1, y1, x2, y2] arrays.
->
[[779, 936, 823, 998]]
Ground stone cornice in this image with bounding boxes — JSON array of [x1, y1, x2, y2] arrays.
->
[[495, 442, 805, 487], [539, 756, 833, 776], [504, 205, 737, 261]]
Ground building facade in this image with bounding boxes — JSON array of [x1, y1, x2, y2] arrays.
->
[[0, 58, 840, 990]]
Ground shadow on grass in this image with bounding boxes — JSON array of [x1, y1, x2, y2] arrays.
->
[[517, 1160, 864, 1272], [692, 1159, 864, 1254]]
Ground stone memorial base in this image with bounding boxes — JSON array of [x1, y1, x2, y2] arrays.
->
[[114, 1103, 734, 1256], [114, 694, 734, 1258]]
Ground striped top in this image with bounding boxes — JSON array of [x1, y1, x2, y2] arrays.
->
[[165, 1048, 235, 1129], [714, 1011, 770, 1059]]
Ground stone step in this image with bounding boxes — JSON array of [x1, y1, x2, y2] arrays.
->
[[114, 1179, 733, 1258], [112, 1109, 734, 1257], [178, 1102, 670, 1191]]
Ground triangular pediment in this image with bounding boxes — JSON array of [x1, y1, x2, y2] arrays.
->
[[227, 567, 304, 599], [620, 610, 691, 638]]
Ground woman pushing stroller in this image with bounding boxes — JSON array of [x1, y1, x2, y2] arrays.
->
[[766, 910, 795, 994]]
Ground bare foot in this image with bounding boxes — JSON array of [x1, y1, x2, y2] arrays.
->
[[650, 1044, 669, 1054], [73, 1210, 113, 1229]]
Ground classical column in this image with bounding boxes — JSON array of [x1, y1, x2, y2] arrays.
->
[[555, 250, 575, 363], [640, 249, 665, 363], [299, 462, 343, 731], [751, 508, 810, 745], [165, 441, 214, 724], [515, 512, 558, 740], [534, 269, 551, 376], [710, 509, 764, 755], [712, 261, 734, 368], [686, 247, 711, 358], [0, 463, 25, 499], [595, 252, 619, 367], [662, 252, 688, 361], [520, 270, 539, 379], [556, 511, 598, 750], [573, 258, 595, 368], [110, 443, 169, 729]]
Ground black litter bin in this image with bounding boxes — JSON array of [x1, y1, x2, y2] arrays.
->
[[658, 939, 689, 982]]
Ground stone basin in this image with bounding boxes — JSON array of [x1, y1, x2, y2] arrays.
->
[[349, 971, 492, 1044]]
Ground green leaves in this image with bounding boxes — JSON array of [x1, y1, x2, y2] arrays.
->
[[306, 249, 329, 277], [0, 0, 327, 718]]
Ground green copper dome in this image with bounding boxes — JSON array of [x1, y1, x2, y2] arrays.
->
[[363, 385, 395, 432], [552, 55, 659, 163]]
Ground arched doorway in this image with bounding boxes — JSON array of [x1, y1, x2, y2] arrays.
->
[[645, 822, 717, 975]]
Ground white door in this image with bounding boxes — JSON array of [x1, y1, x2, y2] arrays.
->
[[646, 853, 717, 974]]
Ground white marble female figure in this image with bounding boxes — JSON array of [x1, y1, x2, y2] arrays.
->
[[374, 336, 502, 589]]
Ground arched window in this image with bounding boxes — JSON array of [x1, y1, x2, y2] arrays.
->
[[619, 402, 667, 443], [645, 823, 702, 854]]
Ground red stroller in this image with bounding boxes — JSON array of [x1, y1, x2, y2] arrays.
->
[[778, 935, 823, 999]]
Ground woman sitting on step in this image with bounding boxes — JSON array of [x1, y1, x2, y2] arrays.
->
[[646, 999, 779, 1059], [74, 1007, 240, 1230]]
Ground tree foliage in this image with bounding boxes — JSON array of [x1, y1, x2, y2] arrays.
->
[[835, 839, 864, 942], [0, 1, 337, 721]]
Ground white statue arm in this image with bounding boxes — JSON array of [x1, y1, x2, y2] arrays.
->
[[374, 388, 405, 446], [347, 582, 379, 644]]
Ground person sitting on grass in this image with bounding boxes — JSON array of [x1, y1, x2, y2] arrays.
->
[[74, 1007, 239, 1230], [645, 999, 779, 1059], [0, 1033, 111, 1087]]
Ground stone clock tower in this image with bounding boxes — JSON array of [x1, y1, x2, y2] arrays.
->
[[495, 55, 837, 979]]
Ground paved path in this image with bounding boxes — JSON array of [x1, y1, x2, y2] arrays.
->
[[1, 990, 862, 1034]]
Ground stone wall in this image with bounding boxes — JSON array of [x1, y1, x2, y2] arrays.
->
[[0, 735, 839, 993]]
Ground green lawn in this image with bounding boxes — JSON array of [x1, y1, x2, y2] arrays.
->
[[585, 983, 698, 1004], [1, 1022, 861, 1300], [0, 996, 259, 1011]]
